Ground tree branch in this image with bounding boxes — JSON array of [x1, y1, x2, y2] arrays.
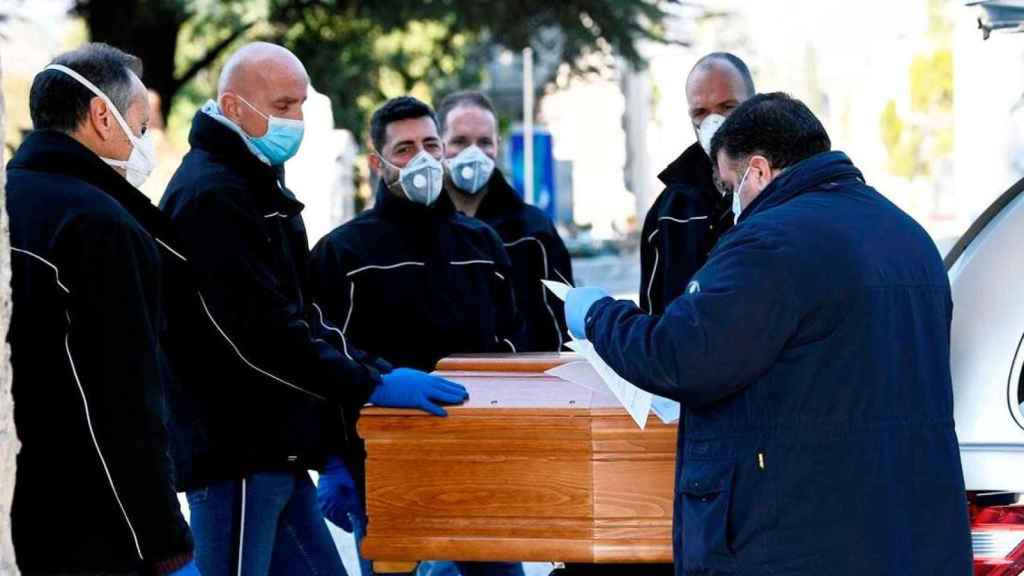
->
[[172, 20, 257, 93]]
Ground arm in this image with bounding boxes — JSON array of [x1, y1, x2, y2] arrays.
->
[[489, 229, 528, 353], [587, 225, 800, 407], [171, 187, 380, 410], [67, 217, 192, 571]]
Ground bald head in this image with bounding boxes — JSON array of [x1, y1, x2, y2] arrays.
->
[[216, 42, 309, 138], [685, 52, 755, 130]]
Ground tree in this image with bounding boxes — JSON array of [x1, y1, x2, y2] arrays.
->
[[74, 0, 678, 134]]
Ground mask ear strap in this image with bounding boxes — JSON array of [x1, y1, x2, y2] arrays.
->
[[44, 64, 137, 144]]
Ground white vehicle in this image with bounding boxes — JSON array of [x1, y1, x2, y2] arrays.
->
[[946, 177, 1024, 575]]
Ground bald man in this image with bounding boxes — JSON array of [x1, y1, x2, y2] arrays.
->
[[160, 42, 465, 575], [639, 52, 756, 316]]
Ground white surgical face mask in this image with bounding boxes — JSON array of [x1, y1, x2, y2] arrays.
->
[[697, 114, 726, 157], [44, 64, 156, 188], [446, 145, 495, 195], [733, 164, 752, 224], [381, 150, 445, 206]]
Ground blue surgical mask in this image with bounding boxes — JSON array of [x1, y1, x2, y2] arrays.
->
[[380, 150, 444, 206], [446, 145, 495, 194], [234, 93, 305, 166]]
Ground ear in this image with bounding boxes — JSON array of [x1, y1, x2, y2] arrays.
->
[[750, 155, 774, 186], [87, 96, 116, 141], [219, 92, 241, 123], [368, 152, 381, 174]]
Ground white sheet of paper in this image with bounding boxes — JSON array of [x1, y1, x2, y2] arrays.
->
[[545, 360, 605, 393], [541, 279, 572, 301], [651, 395, 681, 424], [565, 339, 651, 429]]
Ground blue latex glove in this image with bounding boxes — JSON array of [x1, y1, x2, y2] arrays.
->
[[565, 286, 611, 339], [370, 368, 469, 416], [167, 561, 201, 576], [317, 456, 358, 532]]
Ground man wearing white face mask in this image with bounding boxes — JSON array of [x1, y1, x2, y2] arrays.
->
[[160, 44, 467, 576], [438, 91, 574, 354], [308, 96, 526, 576], [8, 43, 198, 575], [639, 52, 755, 317]]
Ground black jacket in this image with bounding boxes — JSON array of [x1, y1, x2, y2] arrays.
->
[[309, 183, 525, 373], [159, 111, 382, 491], [639, 143, 733, 315], [7, 130, 193, 574], [472, 170, 573, 351]]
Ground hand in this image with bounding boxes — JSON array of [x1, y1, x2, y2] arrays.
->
[[565, 286, 611, 339], [316, 456, 358, 532], [370, 368, 469, 416], [167, 561, 201, 576]]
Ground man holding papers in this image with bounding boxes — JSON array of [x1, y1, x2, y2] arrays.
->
[[562, 93, 972, 575]]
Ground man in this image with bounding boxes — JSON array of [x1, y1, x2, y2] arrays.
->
[[8, 44, 196, 575], [438, 90, 573, 352], [640, 52, 754, 315], [160, 44, 464, 575], [308, 96, 525, 576], [565, 93, 972, 575]]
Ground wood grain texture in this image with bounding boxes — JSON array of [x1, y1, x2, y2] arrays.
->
[[359, 354, 678, 564]]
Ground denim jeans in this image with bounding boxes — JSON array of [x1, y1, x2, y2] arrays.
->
[[187, 470, 348, 576]]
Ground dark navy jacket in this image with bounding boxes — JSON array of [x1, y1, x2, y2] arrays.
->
[[640, 143, 733, 315], [7, 130, 192, 573], [587, 152, 972, 575], [160, 111, 383, 491], [308, 183, 525, 373], [472, 169, 573, 351]]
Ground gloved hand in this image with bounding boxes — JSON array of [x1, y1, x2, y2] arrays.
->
[[370, 368, 469, 416], [317, 455, 358, 532], [565, 286, 611, 339], [167, 560, 201, 576]]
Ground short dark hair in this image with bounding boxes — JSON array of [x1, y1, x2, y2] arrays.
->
[[436, 90, 497, 136], [30, 43, 143, 133], [709, 92, 831, 171], [370, 96, 439, 152], [690, 52, 755, 98]]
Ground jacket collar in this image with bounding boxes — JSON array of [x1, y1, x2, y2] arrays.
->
[[474, 168, 522, 220], [658, 142, 719, 204], [9, 129, 181, 248], [374, 178, 455, 223], [739, 150, 864, 223], [188, 109, 304, 218]]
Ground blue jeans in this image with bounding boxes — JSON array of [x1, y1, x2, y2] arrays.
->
[[187, 471, 348, 576]]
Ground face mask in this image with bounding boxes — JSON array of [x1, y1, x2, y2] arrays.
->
[[733, 164, 752, 224], [697, 113, 726, 157], [234, 93, 305, 166], [446, 145, 495, 195], [45, 64, 156, 188], [381, 150, 444, 206]]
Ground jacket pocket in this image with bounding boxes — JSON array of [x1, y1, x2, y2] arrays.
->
[[679, 459, 737, 574]]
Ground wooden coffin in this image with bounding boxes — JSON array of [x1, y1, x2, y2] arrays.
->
[[357, 353, 678, 566]]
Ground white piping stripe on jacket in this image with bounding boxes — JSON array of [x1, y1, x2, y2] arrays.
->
[[341, 283, 356, 336], [154, 238, 188, 263], [494, 272, 506, 281], [264, 212, 288, 219], [347, 261, 426, 278], [197, 293, 327, 401], [553, 268, 572, 286], [64, 313, 144, 560], [237, 477, 247, 576], [313, 302, 352, 361], [11, 247, 70, 294], [504, 236, 563, 350], [503, 339, 517, 353], [450, 259, 495, 266], [644, 215, 709, 312]]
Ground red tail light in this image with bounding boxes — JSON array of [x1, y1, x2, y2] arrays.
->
[[972, 497, 1024, 576]]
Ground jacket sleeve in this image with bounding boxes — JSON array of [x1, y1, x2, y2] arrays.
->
[[170, 186, 380, 410], [542, 223, 574, 347], [587, 224, 801, 408], [488, 229, 528, 353], [67, 216, 192, 570], [638, 200, 660, 314]]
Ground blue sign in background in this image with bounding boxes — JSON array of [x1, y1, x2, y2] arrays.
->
[[508, 128, 556, 221]]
